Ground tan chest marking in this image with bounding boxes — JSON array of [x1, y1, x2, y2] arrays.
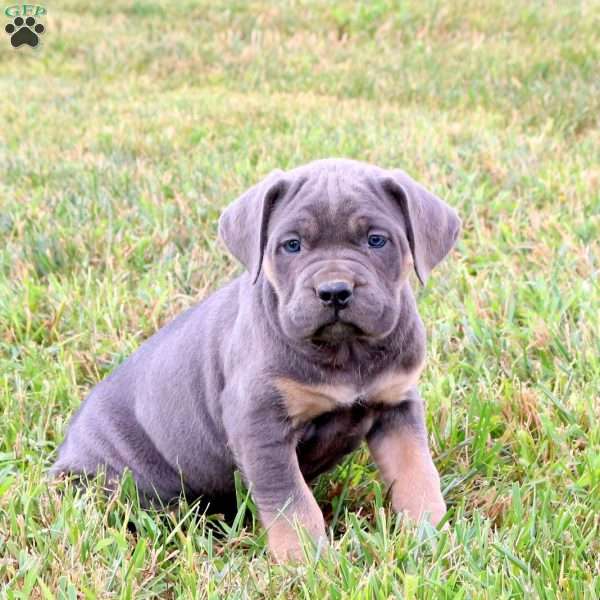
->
[[274, 379, 356, 424], [368, 363, 424, 405], [275, 362, 424, 425]]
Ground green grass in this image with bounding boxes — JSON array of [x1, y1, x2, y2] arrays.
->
[[1, 0, 599, 597]]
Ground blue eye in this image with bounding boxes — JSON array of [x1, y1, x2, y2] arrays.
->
[[368, 234, 387, 248], [283, 239, 301, 253]]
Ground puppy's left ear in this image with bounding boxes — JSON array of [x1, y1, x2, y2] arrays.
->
[[219, 170, 289, 283], [380, 170, 461, 285]]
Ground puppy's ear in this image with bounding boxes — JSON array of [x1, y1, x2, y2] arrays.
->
[[219, 170, 289, 283], [380, 170, 461, 285]]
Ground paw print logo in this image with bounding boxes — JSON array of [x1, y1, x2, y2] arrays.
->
[[5, 16, 45, 47]]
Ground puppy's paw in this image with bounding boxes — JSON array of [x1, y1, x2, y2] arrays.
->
[[266, 515, 328, 563], [268, 534, 304, 563], [415, 499, 447, 527], [396, 498, 448, 528], [390, 466, 448, 527]]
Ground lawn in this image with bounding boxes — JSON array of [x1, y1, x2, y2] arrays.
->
[[1, 0, 599, 597]]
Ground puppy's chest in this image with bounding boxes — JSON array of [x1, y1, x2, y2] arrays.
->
[[275, 364, 423, 426]]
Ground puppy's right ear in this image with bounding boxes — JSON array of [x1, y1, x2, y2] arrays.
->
[[218, 170, 289, 284]]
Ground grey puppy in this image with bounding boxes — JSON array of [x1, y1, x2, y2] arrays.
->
[[53, 158, 461, 561]]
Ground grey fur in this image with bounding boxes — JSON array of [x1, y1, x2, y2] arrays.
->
[[53, 158, 460, 530]]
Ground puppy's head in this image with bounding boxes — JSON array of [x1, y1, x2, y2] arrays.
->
[[219, 159, 460, 346]]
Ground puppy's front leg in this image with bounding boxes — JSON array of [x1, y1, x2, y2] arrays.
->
[[367, 391, 447, 526], [228, 402, 326, 562]]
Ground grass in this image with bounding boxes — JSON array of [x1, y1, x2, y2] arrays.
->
[[1, 0, 599, 597]]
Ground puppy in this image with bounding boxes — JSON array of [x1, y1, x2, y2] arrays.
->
[[53, 158, 461, 561]]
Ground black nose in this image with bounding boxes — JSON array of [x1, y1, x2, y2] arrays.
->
[[317, 281, 353, 309]]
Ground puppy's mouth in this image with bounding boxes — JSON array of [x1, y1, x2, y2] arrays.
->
[[310, 319, 366, 344]]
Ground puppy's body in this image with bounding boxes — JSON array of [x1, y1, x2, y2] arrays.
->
[[55, 275, 422, 501], [54, 159, 460, 560]]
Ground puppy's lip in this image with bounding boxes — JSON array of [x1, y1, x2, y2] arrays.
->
[[309, 319, 366, 344]]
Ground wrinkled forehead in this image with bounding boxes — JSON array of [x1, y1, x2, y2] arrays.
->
[[269, 166, 398, 237]]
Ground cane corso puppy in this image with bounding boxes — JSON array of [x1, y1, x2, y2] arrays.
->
[[53, 158, 461, 561]]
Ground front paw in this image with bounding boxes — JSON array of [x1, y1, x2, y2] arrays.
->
[[390, 468, 447, 527], [264, 494, 327, 562], [267, 516, 328, 562], [268, 523, 305, 562]]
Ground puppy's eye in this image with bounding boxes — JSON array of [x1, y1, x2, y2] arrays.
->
[[367, 234, 387, 248], [283, 239, 301, 253]]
